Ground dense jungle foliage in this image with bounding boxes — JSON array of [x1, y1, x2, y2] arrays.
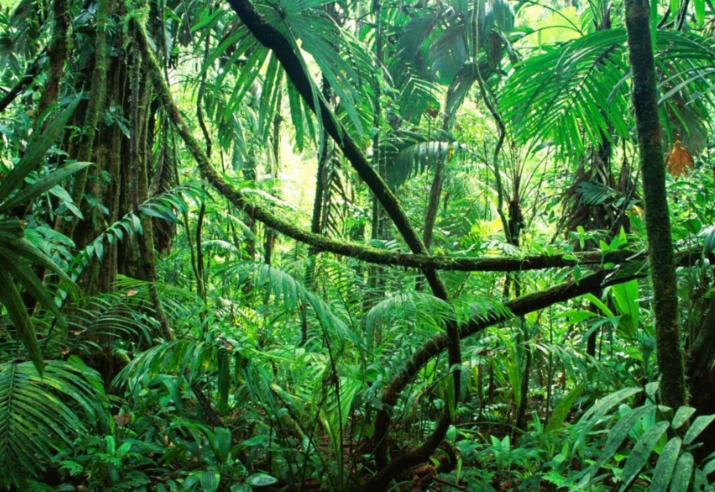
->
[[2, 0, 715, 490]]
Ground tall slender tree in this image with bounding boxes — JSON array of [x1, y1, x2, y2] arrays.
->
[[624, 0, 686, 408]]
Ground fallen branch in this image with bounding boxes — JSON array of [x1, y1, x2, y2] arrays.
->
[[431, 476, 468, 491]]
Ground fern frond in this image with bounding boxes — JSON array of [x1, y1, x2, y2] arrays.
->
[[0, 358, 108, 486]]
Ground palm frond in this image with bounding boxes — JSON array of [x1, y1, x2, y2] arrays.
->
[[115, 337, 221, 389], [365, 291, 455, 345], [501, 29, 715, 158], [0, 358, 107, 487], [385, 137, 462, 188], [393, 66, 441, 124], [63, 291, 157, 354], [500, 29, 630, 158]]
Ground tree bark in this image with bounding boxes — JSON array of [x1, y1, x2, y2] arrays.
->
[[101, 53, 125, 292], [128, 43, 172, 340], [624, 0, 686, 408]]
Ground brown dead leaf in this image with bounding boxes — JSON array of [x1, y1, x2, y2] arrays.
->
[[412, 464, 434, 477], [425, 108, 439, 119], [666, 140, 694, 178]]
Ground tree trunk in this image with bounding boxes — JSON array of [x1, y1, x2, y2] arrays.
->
[[370, 0, 384, 243], [624, 0, 686, 408], [367, 0, 387, 314], [302, 80, 330, 346]]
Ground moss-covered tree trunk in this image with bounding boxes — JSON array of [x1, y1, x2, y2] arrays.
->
[[624, 0, 686, 408]]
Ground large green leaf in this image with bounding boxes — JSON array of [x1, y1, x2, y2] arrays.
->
[[546, 384, 583, 432], [611, 280, 639, 338], [650, 437, 682, 492], [0, 97, 80, 205], [246, 473, 278, 487], [0, 162, 92, 213], [683, 414, 715, 445], [672, 407, 696, 430], [619, 421, 670, 491], [669, 453, 695, 492], [0, 269, 43, 373], [589, 405, 655, 475], [200, 470, 220, 492]]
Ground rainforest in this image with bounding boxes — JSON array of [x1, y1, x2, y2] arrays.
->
[[1, 0, 715, 490]]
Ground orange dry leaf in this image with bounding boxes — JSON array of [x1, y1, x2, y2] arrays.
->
[[113, 413, 131, 427], [666, 140, 694, 178]]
